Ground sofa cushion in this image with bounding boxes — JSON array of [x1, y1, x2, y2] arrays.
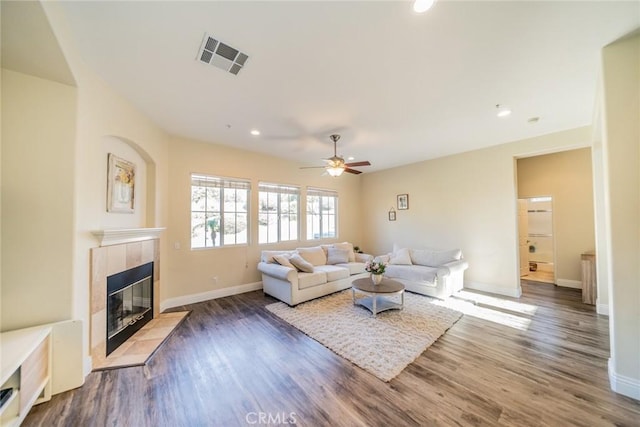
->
[[297, 271, 328, 290], [296, 246, 327, 266], [315, 265, 350, 281], [389, 248, 412, 265], [385, 264, 438, 286], [410, 248, 462, 267], [327, 247, 350, 265], [333, 242, 356, 262], [289, 254, 315, 273], [336, 262, 367, 275], [273, 254, 294, 268]]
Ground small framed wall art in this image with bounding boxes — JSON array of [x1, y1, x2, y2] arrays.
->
[[397, 194, 409, 210], [388, 208, 396, 221], [107, 153, 136, 213]]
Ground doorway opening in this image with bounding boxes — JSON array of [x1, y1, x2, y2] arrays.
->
[[518, 196, 555, 284]]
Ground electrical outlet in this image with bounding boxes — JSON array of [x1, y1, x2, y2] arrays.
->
[[211, 276, 218, 284], [174, 241, 181, 250]]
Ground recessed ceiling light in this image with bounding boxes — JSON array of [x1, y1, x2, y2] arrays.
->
[[347, 156, 355, 161], [250, 129, 260, 136], [413, 0, 436, 13], [496, 104, 512, 118]]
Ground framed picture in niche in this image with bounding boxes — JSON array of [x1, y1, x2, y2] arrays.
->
[[389, 209, 396, 221], [397, 194, 409, 210], [107, 153, 136, 213]]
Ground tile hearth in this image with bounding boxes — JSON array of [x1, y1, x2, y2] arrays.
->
[[93, 311, 189, 370]]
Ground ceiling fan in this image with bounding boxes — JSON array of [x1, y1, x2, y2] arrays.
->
[[300, 134, 371, 176]]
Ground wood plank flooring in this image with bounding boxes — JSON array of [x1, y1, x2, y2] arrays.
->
[[25, 281, 640, 426]]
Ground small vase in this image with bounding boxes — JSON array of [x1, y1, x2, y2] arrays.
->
[[371, 273, 383, 285]]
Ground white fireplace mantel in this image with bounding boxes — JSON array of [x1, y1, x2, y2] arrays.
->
[[91, 227, 165, 247]]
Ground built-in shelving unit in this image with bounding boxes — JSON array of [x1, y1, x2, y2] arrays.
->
[[0, 326, 52, 426]]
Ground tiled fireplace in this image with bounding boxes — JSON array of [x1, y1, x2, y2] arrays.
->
[[90, 229, 163, 368]]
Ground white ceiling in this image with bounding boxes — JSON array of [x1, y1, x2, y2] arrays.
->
[[52, 1, 640, 172]]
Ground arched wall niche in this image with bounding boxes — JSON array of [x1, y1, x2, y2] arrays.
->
[[101, 135, 157, 228]]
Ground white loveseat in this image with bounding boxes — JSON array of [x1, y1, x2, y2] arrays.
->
[[258, 243, 373, 306], [376, 247, 469, 299]]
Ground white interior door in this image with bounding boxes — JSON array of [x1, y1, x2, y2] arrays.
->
[[518, 199, 529, 276]]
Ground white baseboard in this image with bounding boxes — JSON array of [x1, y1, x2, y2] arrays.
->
[[609, 358, 640, 400], [464, 281, 522, 298], [556, 278, 582, 289], [596, 300, 609, 316], [160, 281, 263, 312]]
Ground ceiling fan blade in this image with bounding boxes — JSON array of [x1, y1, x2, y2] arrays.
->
[[344, 168, 362, 175], [345, 161, 371, 167]]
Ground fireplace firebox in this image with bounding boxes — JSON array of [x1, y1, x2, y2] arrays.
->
[[106, 262, 153, 355]]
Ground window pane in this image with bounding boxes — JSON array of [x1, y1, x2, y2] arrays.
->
[[258, 185, 299, 244], [237, 189, 248, 213], [306, 191, 337, 240], [191, 212, 207, 248], [207, 214, 220, 247], [224, 189, 237, 212], [258, 213, 269, 243], [191, 186, 207, 211], [191, 174, 251, 248], [223, 213, 236, 244], [207, 187, 220, 210], [236, 213, 248, 244]]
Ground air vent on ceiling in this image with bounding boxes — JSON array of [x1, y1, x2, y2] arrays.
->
[[197, 33, 249, 75]]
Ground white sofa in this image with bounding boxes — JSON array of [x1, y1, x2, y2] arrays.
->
[[376, 247, 469, 299], [258, 243, 373, 306]]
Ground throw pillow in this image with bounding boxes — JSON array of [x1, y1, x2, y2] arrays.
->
[[273, 254, 294, 268], [389, 247, 412, 265], [296, 246, 327, 266], [262, 250, 289, 264], [327, 247, 350, 265], [289, 254, 315, 273], [333, 242, 356, 262]]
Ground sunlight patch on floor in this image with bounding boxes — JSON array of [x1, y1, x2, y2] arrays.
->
[[455, 290, 538, 315], [433, 297, 533, 331]]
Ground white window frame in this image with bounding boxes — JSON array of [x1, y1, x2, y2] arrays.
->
[[190, 174, 251, 249], [258, 182, 300, 244], [306, 187, 338, 240]]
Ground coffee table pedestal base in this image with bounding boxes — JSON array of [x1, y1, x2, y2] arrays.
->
[[352, 291, 404, 317]]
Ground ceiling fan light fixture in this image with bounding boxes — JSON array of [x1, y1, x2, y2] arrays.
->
[[413, 0, 436, 13], [327, 166, 345, 177]]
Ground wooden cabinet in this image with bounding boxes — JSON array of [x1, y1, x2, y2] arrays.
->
[[0, 326, 52, 426]]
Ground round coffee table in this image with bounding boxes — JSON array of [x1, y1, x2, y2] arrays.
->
[[352, 277, 405, 317]]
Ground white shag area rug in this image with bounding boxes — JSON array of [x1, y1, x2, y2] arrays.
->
[[266, 290, 462, 382]]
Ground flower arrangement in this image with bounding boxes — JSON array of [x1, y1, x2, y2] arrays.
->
[[365, 259, 387, 275]]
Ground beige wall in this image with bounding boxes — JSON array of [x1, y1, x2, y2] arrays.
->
[[165, 136, 364, 302], [361, 126, 592, 297], [517, 148, 596, 285], [1, 69, 77, 331], [600, 32, 640, 399], [1, 31, 168, 374], [69, 62, 171, 372]]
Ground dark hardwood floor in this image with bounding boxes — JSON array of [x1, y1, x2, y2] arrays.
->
[[26, 281, 640, 426]]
